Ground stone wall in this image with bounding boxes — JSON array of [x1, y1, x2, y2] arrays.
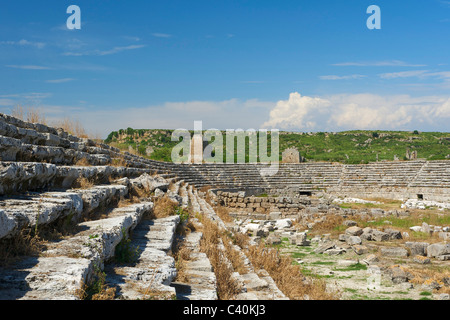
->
[[216, 191, 312, 218]]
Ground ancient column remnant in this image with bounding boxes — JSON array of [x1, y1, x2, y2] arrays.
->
[[406, 148, 418, 160], [282, 147, 301, 163], [190, 134, 203, 164]]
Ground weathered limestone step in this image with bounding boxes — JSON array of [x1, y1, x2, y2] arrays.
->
[[73, 184, 129, 218], [0, 192, 83, 240], [187, 185, 202, 214], [0, 162, 152, 196], [0, 173, 169, 239], [0, 256, 92, 300], [104, 215, 180, 299], [0, 162, 57, 195], [0, 202, 152, 300], [44, 202, 151, 264], [0, 112, 82, 143], [0, 184, 128, 240], [178, 182, 189, 208], [129, 173, 170, 193], [132, 215, 180, 253], [171, 231, 218, 300], [189, 188, 288, 300], [0, 135, 112, 165]]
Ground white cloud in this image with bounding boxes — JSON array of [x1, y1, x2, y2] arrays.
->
[[0, 39, 46, 49], [262, 92, 450, 131], [63, 44, 146, 56], [434, 98, 450, 117], [320, 74, 367, 80], [379, 70, 450, 79], [3, 91, 449, 138], [22, 98, 274, 138], [379, 70, 430, 79], [151, 33, 172, 38], [45, 78, 76, 84], [0, 99, 15, 106], [6, 65, 51, 70], [262, 92, 331, 130], [333, 60, 426, 67]]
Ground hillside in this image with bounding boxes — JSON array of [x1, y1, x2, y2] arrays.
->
[[104, 128, 450, 164]]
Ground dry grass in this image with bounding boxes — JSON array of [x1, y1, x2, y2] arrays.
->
[[73, 176, 95, 189], [110, 156, 129, 168], [245, 242, 337, 300], [308, 214, 345, 236], [399, 265, 450, 295], [199, 216, 241, 300], [173, 244, 193, 283], [11, 105, 47, 124], [221, 235, 250, 274], [75, 158, 91, 166], [215, 205, 233, 223], [9, 105, 100, 140], [137, 286, 176, 300], [27, 107, 47, 124], [0, 228, 44, 267], [53, 117, 89, 138], [75, 274, 116, 300], [152, 197, 178, 218]]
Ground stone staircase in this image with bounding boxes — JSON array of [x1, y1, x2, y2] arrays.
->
[[0, 113, 291, 300], [186, 188, 288, 300]]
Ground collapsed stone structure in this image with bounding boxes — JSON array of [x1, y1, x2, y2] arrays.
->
[[0, 112, 449, 300], [282, 147, 301, 163]]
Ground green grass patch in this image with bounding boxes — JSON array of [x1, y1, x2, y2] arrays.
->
[[334, 263, 367, 272], [289, 252, 307, 259], [310, 261, 335, 266]]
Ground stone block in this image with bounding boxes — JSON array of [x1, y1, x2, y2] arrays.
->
[[427, 242, 450, 258], [352, 245, 369, 255], [345, 226, 363, 236], [380, 247, 408, 258]]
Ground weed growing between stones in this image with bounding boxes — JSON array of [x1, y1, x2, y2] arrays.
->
[[114, 228, 139, 264], [173, 243, 192, 283], [199, 216, 241, 300], [153, 197, 178, 218], [220, 233, 250, 275], [0, 227, 43, 266], [76, 264, 116, 300], [73, 176, 95, 189]]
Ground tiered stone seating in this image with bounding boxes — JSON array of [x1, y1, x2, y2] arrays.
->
[[1, 112, 449, 300], [341, 161, 426, 187], [408, 161, 450, 187]]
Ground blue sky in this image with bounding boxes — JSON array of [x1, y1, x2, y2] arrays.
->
[[0, 0, 450, 137]]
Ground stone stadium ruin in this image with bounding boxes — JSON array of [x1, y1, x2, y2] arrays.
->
[[0, 112, 449, 300]]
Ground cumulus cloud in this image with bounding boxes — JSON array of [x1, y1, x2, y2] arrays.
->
[[262, 92, 450, 132], [3, 91, 450, 138], [7, 98, 274, 138], [262, 92, 331, 130]]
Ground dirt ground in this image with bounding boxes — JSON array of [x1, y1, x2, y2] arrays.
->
[[278, 238, 447, 300]]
